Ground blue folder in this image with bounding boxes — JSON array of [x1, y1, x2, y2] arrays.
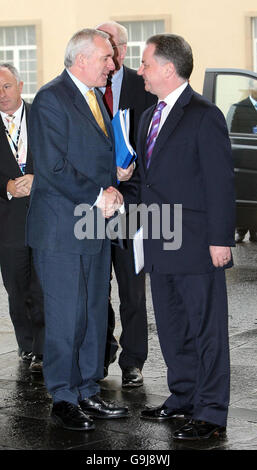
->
[[111, 109, 137, 169]]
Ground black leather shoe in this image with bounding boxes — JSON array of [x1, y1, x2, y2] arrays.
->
[[173, 419, 226, 440], [51, 401, 95, 431], [122, 367, 143, 388], [29, 355, 43, 373], [19, 351, 33, 362], [80, 394, 129, 419], [141, 404, 190, 421]]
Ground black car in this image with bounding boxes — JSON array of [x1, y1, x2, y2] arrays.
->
[[203, 68, 257, 233]]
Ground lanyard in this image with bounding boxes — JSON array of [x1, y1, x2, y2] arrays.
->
[[4, 102, 25, 163]]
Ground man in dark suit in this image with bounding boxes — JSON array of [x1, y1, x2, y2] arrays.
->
[[96, 21, 157, 387], [134, 34, 235, 440], [0, 63, 44, 373], [26, 29, 129, 431], [228, 79, 257, 243], [229, 79, 257, 134]]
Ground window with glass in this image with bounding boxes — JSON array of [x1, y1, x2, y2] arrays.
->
[[215, 74, 257, 135], [0, 25, 37, 102], [119, 20, 165, 70]]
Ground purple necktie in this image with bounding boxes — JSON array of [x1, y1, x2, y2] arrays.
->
[[146, 101, 167, 168]]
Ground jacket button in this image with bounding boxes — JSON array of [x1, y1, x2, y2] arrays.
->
[[146, 184, 151, 188]]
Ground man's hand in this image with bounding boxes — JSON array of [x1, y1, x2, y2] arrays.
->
[[15, 174, 34, 195], [117, 162, 134, 182], [7, 174, 34, 198], [209, 246, 231, 268], [96, 186, 124, 218]]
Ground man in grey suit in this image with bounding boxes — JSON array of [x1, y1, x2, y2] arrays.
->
[[27, 29, 129, 431]]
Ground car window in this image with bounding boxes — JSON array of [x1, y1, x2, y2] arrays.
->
[[215, 74, 257, 136]]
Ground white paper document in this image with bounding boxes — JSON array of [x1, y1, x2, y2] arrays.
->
[[133, 226, 144, 274]]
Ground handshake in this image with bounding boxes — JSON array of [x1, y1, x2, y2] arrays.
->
[[96, 163, 134, 218], [96, 186, 124, 219]]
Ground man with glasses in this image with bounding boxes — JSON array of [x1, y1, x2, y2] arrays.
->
[[96, 21, 157, 388]]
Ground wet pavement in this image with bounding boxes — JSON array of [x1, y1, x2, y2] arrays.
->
[[0, 237, 257, 462]]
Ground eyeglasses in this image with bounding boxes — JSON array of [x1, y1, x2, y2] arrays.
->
[[112, 43, 126, 49]]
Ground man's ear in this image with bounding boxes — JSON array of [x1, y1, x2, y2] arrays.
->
[[164, 62, 175, 79], [19, 80, 24, 94], [77, 53, 87, 69], [120, 44, 127, 62]]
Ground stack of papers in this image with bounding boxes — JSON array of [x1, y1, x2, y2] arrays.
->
[[133, 226, 144, 274]]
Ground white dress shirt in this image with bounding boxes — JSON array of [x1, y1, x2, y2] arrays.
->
[[0, 100, 27, 155], [0, 100, 27, 199], [149, 81, 189, 136]]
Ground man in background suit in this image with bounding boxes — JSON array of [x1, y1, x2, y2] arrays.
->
[[135, 34, 235, 440], [228, 79, 257, 243], [229, 79, 257, 134], [96, 21, 157, 387], [27, 29, 129, 431], [0, 63, 44, 373]]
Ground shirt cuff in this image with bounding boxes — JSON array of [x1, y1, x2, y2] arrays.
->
[[90, 188, 125, 214], [119, 203, 125, 214], [90, 188, 103, 209]]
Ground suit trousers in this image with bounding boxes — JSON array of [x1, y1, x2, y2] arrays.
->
[[33, 241, 111, 405], [150, 269, 230, 427], [105, 239, 148, 370], [0, 245, 44, 355]]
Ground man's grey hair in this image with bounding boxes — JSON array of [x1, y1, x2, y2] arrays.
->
[[0, 63, 21, 83], [146, 34, 193, 80], [96, 21, 128, 45], [64, 28, 110, 68]]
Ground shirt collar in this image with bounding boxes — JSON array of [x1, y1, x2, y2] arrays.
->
[[161, 81, 188, 108], [249, 95, 257, 107], [111, 65, 124, 84], [0, 99, 24, 123], [66, 68, 92, 95]]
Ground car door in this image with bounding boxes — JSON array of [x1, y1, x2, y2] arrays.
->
[[203, 68, 257, 231]]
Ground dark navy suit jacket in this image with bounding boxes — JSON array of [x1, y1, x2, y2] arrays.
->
[[230, 97, 257, 133], [26, 70, 117, 255], [134, 84, 236, 274]]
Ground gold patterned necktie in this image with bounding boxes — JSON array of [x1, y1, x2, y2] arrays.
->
[[6, 114, 19, 158], [6, 114, 16, 139], [86, 89, 108, 136], [5, 113, 27, 174]]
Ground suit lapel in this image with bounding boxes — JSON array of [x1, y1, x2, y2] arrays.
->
[[61, 70, 112, 141], [24, 101, 33, 174], [119, 66, 131, 109], [147, 85, 193, 171], [96, 88, 114, 140], [149, 105, 184, 166]]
